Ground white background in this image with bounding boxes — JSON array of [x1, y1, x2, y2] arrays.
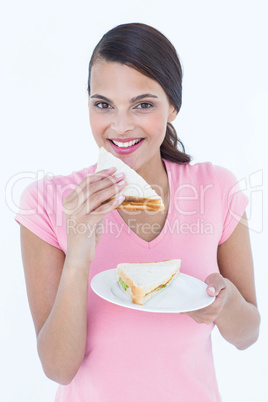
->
[[1, 1, 267, 401]]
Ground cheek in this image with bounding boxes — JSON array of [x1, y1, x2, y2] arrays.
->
[[143, 112, 167, 139], [89, 113, 103, 133], [89, 112, 109, 145]]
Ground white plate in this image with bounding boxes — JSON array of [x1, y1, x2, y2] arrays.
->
[[91, 269, 215, 313]]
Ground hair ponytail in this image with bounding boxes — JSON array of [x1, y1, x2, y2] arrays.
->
[[160, 123, 191, 163]]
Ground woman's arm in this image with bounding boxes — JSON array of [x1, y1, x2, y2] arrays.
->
[[184, 212, 261, 350], [21, 225, 90, 385], [20, 168, 127, 385], [214, 211, 260, 349]]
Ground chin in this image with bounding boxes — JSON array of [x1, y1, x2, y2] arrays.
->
[[118, 154, 142, 171]]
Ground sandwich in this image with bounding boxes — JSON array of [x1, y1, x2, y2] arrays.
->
[[96, 147, 164, 211], [116, 259, 181, 305]]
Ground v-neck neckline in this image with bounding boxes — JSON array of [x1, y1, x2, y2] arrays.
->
[[111, 158, 174, 249]]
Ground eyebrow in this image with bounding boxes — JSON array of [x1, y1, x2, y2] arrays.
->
[[90, 93, 159, 103]]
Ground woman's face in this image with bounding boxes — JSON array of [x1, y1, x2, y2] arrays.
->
[[88, 61, 177, 172]]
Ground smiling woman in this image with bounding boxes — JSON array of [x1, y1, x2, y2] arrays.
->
[[87, 23, 191, 165], [88, 61, 180, 173], [15, 22, 260, 402]]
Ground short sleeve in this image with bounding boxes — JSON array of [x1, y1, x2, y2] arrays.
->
[[212, 165, 249, 245], [15, 177, 62, 249]]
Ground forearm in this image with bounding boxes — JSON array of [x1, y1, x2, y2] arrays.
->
[[37, 258, 90, 384], [215, 279, 260, 350]]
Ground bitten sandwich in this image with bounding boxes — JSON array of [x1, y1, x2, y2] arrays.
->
[[96, 147, 164, 211], [116, 259, 181, 305]]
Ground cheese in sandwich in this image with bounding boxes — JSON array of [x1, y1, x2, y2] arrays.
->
[[116, 259, 181, 305], [96, 147, 164, 211]]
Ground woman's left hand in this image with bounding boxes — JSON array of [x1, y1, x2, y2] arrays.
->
[[182, 273, 230, 324]]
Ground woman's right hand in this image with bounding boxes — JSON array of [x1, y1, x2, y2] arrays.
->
[[63, 167, 126, 266]]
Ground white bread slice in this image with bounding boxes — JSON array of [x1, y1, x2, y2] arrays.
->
[[116, 259, 181, 305], [95, 147, 164, 211]]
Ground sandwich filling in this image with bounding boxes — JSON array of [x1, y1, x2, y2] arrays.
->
[[119, 277, 129, 291], [144, 273, 177, 297], [118, 272, 177, 297]]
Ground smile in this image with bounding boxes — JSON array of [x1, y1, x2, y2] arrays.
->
[[108, 138, 144, 155], [110, 138, 143, 148]]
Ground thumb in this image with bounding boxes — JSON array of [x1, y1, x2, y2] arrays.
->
[[205, 273, 225, 297], [207, 286, 217, 297]]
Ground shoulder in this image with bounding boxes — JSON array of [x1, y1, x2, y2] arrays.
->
[[164, 159, 241, 187], [46, 163, 97, 189], [15, 163, 98, 247], [164, 159, 214, 177], [164, 159, 246, 207], [20, 163, 98, 202]]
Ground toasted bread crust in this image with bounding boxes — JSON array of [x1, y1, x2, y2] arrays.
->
[[120, 196, 161, 203], [117, 267, 145, 298], [117, 196, 164, 211], [101, 196, 164, 211], [116, 203, 164, 211]]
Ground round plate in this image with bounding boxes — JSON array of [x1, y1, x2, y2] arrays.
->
[[91, 269, 215, 313]]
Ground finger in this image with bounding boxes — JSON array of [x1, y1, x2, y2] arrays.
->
[[81, 167, 117, 188], [91, 194, 125, 217], [214, 287, 226, 306], [205, 273, 226, 297], [82, 172, 125, 204], [84, 180, 127, 214], [207, 286, 217, 297], [66, 168, 117, 203], [64, 176, 126, 217], [65, 169, 123, 212]]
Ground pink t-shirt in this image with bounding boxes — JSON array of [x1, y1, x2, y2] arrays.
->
[[15, 159, 248, 402]]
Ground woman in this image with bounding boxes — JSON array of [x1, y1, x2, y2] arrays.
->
[[16, 23, 260, 401]]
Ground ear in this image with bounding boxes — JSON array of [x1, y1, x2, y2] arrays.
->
[[167, 106, 178, 123]]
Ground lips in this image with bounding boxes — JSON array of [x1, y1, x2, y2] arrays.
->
[[108, 138, 144, 155]]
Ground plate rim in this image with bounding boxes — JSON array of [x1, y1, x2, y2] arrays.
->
[[90, 268, 215, 313]]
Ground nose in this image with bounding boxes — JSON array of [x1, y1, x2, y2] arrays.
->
[[110, 110, 135, 134]]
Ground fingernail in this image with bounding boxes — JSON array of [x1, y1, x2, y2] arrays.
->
[[107, 167, 116, 173], [208, 287, 215, 294], [118, 180, 125, 187], [115, 172, 124, 179], [117, 194, 125, 202]]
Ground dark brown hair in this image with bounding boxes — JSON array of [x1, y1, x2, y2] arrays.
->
[[87, 22, 191, 164]]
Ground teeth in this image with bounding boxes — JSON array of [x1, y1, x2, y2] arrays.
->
[[111, 139, 142, 148]]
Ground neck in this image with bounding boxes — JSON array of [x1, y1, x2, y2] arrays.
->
[[136, 153, 168, 197]]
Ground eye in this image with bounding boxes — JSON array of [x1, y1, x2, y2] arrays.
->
[[136, 102, 153, 109], [95, 102, 112, 109]]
